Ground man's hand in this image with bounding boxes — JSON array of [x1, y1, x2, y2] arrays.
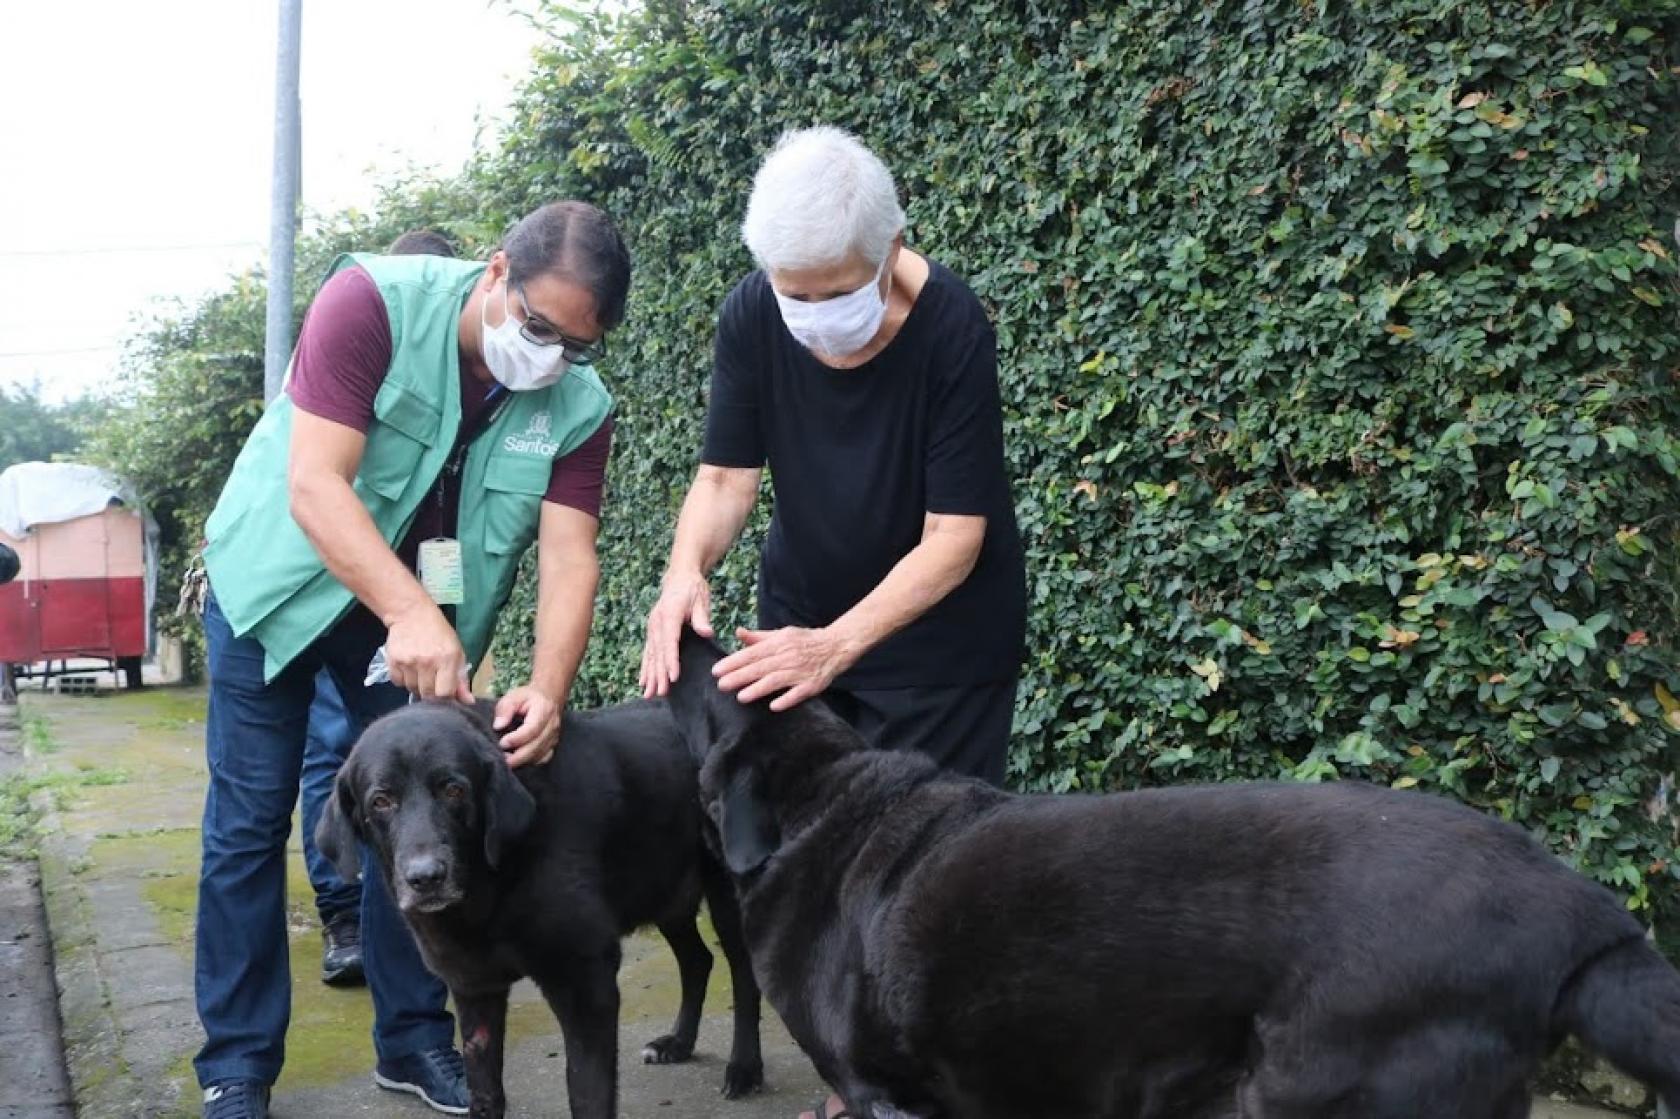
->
[[493, 685, 561, 768], [384, 603, 473, 702], [639, 570, 715, 698], [713, 625, 857, 712]]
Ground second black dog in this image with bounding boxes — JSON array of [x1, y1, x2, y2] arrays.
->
[[668, 630, 1680, 1119], [317, 698, 763, 1119]]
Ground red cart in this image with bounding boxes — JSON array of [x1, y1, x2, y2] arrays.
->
[[0, 465, 153, 691]]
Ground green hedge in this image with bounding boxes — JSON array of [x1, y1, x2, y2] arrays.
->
[[482, 0, 1680, 919]]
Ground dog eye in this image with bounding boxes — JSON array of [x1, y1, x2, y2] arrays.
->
[[442, 783, 467, 802], [368, 792, 396, 812]]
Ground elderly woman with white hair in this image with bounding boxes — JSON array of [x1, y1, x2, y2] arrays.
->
[[641, 144, 1026, 779], [643, 122, 1024, 763], [640, 126, 1024, 1113]]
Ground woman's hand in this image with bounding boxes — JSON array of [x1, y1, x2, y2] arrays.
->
[[712, 625, 858, 711], [639, 570, 715, 698]]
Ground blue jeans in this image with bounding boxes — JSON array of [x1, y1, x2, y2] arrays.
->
[[300, 670, 360, 925], [194, 595, 453, 1089]]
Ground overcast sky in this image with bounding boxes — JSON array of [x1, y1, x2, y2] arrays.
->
[[0, 1, 543, 403]]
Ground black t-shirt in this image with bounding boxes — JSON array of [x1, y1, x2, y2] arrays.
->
[[702, 260, 1026, 688]]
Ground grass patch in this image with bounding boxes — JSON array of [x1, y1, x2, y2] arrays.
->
[[104, 687, 206, 731], [0, 767, 130, 858], [21, 709, 57, 754]]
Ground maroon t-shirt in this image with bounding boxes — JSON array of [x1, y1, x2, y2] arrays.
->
[[287, 265, 612, 568]]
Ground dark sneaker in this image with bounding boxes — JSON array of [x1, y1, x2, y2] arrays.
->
[[321, 912, 364, 987], [375, 1046, 469, 1115], [202, 1081, 269, 1119]]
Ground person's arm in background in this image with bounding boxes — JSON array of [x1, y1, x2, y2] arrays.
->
[[639, 464, 762, 697]]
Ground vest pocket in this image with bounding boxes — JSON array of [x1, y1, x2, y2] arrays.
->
[[481, 454, 550, 555], [358, 384, 442, 502], [373, 381, 443, 444], [357, 425, 429, 502]]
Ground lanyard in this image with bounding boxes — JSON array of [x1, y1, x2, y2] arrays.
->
[[434, 383, 510, 526]]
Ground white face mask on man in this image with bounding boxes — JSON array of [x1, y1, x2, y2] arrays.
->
[[772, 259, 888, 358], [480, 279, 572, 391]]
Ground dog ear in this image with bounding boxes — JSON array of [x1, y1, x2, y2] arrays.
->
[[668, 626, 761, 761], [481, 753, 536, 870], [716, 768, 779, 875], [315, 765, 365, 886]]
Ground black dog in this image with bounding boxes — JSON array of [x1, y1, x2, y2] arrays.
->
[[667, 631, 1680, 1119], [317, 698, 763, 1119]]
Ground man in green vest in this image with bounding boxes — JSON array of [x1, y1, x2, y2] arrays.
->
[[193, 201, 629, 1119]]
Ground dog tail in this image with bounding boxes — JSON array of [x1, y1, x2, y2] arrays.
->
[[1555, 934, 1680, 1116]]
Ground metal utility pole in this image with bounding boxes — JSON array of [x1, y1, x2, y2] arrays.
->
[[263, 0, 302, 404]]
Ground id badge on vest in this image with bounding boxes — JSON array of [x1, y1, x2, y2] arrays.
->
[[418, 384, 509, 610], [418, 537, 465, 606]]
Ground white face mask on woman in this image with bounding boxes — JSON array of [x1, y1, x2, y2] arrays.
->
[[772, 260, 888, 358], [480, 280, 572, 391]]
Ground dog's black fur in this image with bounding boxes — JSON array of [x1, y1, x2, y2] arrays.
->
[[668, 630, 1680, 1119], [316, 698, 764, 1119]]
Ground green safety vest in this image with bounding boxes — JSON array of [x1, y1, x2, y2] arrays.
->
[[203, 252, 613, 682]]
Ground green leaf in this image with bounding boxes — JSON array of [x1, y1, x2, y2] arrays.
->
[[1530, 596, 1571, 632], [1565, 60, 1610, 87]]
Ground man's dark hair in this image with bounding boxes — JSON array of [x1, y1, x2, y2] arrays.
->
[[502, 201, 632, 332], [387, 229, 455, 257], [0, 542, 18, 586]]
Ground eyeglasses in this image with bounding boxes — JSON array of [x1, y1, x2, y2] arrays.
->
[[510, 282, 607, 365]]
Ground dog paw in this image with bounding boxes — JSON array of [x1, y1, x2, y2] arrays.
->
[[721, 1057, 766, 1099], [641, 1034, 696, 1064]]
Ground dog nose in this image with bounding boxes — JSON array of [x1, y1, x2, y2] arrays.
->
[[403, 854, 447, 891]]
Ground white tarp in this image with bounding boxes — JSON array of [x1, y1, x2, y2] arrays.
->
[[0, 461, 162, 655], [0, 461, 131, 538]]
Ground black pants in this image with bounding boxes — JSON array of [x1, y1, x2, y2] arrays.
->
[[824, 676, 1018, 786]]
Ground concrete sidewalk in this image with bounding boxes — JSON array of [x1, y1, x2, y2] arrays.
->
[[12, 686, 1642, 1118], [0, 702, 75, 1119]]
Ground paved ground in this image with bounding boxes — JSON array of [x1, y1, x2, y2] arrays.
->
[[7, 684, 1647, 1118], [0, 703, 75, 1119]]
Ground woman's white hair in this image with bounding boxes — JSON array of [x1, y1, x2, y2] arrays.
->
[[741, 126, 906, 273]]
